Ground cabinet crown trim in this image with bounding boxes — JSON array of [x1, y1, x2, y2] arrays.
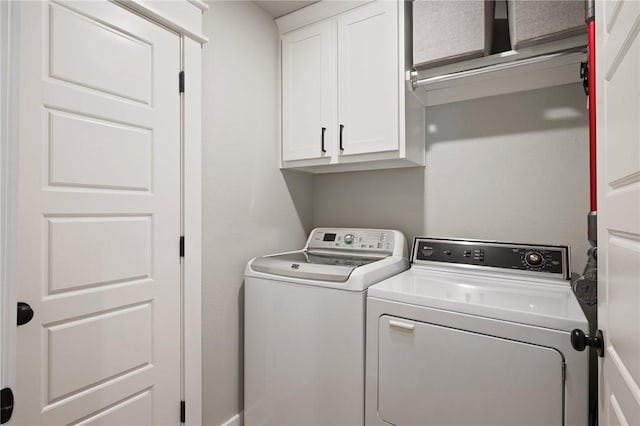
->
[[276, 0, 373, 34]]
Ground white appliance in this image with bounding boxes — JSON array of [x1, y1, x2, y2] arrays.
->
[[244, 228, 409, 426], [365, 237, 589, 426]]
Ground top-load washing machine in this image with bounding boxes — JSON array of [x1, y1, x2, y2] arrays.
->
[[365, 237, 589, 426], [244, 228, 409, 426]]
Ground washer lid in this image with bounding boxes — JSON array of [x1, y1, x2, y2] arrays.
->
[[368, 268, 588, 331], [250, 251, 381, 282]]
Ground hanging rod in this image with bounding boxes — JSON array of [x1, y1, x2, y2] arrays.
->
[[411, 47, 587, 89]]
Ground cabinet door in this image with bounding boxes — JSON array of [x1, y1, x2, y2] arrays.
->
[[282, 20, 334, 162], [337, 1, 398, 157]]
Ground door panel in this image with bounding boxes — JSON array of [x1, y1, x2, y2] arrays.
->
[[603, 351, 639, 426], [74, 390, 152, 426], [282, 20, 334, 162], [15, 1, 181, 424], [337, 1, 398, 156], [48, 109, 152, 191], [377, 315, 564, 426], [597, 0, 640, 424], [48, 216, 151, 292], [49, 2, 152, 104], [47, 303, 152, 401]]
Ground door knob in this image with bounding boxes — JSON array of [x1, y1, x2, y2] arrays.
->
[[1, 387, 13, 424], [17, 302, 34, 326], [570, 328, 604, 358]]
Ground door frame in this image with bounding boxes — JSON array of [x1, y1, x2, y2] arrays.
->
[[0, 1, 206, 424], [0, 0, 19, 401]]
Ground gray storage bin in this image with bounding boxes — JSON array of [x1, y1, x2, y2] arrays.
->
[[413, 0, 495, 70], [507, 0, 586, 49]]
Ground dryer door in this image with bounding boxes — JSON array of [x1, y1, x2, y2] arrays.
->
[[377, 315, 564, 426]]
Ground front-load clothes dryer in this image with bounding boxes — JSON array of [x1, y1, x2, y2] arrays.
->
[[244, 228, 409, 426], [365, 237, 589, 426]]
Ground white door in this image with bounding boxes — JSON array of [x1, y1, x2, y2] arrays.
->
[[14, 1, 181, 424], [281, 20, 334, 162], [337, 1, 398, 157], [596, 1, 640, 425]]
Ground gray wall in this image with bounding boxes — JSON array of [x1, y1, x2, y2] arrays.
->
[[201, 3, 313, 424], [314, 84, 590, 272]]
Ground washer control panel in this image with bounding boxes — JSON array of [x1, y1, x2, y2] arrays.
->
[[412, 238, 570, 280], [308, 228, 395, 253]]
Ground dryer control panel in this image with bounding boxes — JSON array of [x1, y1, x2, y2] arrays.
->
[[307, 228, 397, 254], [412, 238, 570, 280]]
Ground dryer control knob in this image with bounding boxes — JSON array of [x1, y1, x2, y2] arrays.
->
[[525, 252, 544, 267], [344, 234, 355, 244]]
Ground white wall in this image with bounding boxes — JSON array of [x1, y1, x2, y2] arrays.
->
[[201, 2, 313, 424], [314, 84, 590, 272]]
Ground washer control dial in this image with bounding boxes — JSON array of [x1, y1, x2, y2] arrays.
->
[[344, 234, 355, 245], [525, 251, 544, 267]]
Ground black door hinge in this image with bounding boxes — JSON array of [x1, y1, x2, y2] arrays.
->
[[180, 236, 185, 258], [179, 71, 185, 93], [180, 400, 185, 423], [1, 388, 14, 424]]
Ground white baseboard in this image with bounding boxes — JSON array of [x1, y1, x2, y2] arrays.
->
[[221, 413, 242, 426]]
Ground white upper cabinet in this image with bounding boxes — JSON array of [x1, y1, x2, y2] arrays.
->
[[277, 1, 425, 173], [282, 20, 335, 162], [337, 1, 398, 157]]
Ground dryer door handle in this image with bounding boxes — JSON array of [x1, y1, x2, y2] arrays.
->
[[389, 319, 415, 331]]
